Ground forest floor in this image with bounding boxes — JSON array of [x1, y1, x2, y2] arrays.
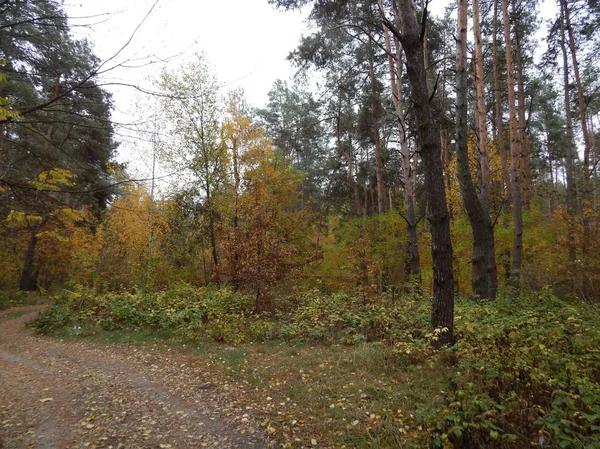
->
[[0, 306, 269, 449]]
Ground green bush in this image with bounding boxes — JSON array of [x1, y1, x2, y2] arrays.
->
[[0, 289, 38, 310], [32, 283, 255, 344], [416, 291, 600, 448]]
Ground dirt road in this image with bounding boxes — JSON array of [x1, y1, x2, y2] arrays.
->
[[0, 307, 267, 449]]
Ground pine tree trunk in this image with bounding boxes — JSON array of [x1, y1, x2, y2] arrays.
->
[[492, 0, 511, 209], [389, 0, 455, 345], [379, 5, 421, 278], [561, 0, 592, 249], [547, 144, 557, 215], [456, 0, 497, 300], [513, 10, 532, 210], [368, 44, 385, 215], [473, 0, 491, 215], [559, 8, 577, 264], [502, 0, 523, 291]]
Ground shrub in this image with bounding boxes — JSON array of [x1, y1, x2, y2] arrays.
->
[[0, 289, 39, 310]]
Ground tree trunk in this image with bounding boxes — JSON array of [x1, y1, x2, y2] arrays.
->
[[513, 8, 532, 210], [368, 44, 385, 215], [205, 182, 219, 272], [559, 7, 577, 264], [456, 0, 498, 300], [473, 0, 491, 215], [561, 0, 592, 249], [19, 216, 49, 291], [209, 215, 219, 272], [397, 40, 421, 279], [20, 229, 39, 291], [502, 0, 523, 291], [547, 144, 557, 215], [379, 3, 421, 278], [388, 0, 455, 345], [492, 0, 511, 209]]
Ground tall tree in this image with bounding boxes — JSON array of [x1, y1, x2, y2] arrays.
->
[[0, 0, 117, 290], [383, 0, 455, 345], [472, 0, 491, 214], [158, 53, 226, 273], [378, 0, 421, 278], [558, 10, 578, 264], [455, 0, 498, 300], [512, 2, 533, 210], [560, 0, 593, 247], [491, 0, 511, 207], [502, 0, 524, 290]]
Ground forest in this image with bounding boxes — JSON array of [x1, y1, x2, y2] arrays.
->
[[1, 0, 600, 448]]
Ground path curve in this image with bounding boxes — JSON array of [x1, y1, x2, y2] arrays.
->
[[0, 306, 267, 449]]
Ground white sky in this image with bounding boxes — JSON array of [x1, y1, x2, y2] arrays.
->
[[65, 0, 315, 111], [64, 0, 314, 177]]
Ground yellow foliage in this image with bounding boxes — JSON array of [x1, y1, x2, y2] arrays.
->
[[5, 211, 43, 226], [28, 168, 77, 191]]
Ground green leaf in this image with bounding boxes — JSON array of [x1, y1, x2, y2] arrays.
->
[[450, 426, 462, 437]]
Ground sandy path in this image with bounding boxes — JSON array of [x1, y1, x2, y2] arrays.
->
[[0, 306, 267, 449]]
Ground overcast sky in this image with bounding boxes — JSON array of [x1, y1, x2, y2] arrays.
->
[[63, 0, 318, 175]]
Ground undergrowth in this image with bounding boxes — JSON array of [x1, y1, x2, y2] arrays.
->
[[0, 289, 45, 310], [31, 284, 600, 448]]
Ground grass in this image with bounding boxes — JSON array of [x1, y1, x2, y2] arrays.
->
[[53, 325, 186, 347], [0, 290, 47, 311], [57, 327, 446, 448]]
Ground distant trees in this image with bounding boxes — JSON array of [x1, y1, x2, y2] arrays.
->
[[158, 53, 226, 273]]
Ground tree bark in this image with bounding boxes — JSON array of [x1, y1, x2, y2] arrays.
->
[[456, 0, 498, 300], [473, 0, 491, 215], [20, 229, 39, 291], [559, 7, 577, 264], [388, 0, 455, 345], [379, 3, 421, 278], [512, 7, 532, 210], [561, 0, 592, 248], [502, 0, 523, 291], [19, 216, 50, 291], [492, 0, 511, 209], [205, 180, 219, 271], [368, 43, 386, 215]]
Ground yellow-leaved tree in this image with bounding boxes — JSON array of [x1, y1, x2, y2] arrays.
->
[[220, 93, 319, 311]]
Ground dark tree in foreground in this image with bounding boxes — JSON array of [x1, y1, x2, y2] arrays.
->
[[0, 0, 117, 290], [455, 0, 498, 300], [383, 0, 455, 345]]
